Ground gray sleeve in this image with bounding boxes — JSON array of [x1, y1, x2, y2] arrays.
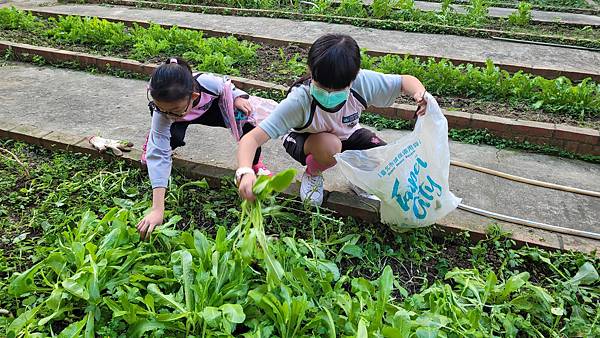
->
[[258, 86, 310, 139], [353, 69, 403, 108], [196, 73, 249, 99], [146, 110, 172, 189]]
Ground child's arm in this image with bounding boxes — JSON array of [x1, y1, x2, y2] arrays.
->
[[137, 187, 165, 240], [400, 75, 426, 101], [197, 73, 251, 113], [400, 75, 427, 116], [355, 70, 427, 116], [137, 111, 172, 239], [236, 89, 309, 200], [237, 127, 271, 201]]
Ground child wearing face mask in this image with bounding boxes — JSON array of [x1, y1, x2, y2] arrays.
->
[[235, 34, 428, 206], [138, 57, 271, 239]]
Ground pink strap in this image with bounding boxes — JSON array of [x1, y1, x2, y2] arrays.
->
[[220, 78, 241, 141]]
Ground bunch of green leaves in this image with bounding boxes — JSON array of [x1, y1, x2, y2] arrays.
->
[[131, 23, 257, 74], [527, 0, 592, 8], [234, 0, 282, 9], [40, 14, 258, 74], [508, 1, 533, 26], [0, 7, 42, 31], [465, 0, 490, 26], [397, 0, 417, 11], [335, 0, 368, 17], [307, 0, 334, 14], [371, 0, 400, 19], [230, 169, 296, 286], [389, 264, 599, 336], [277, 48, 306, 77], [441, 0, 454, 14], [46, 15, 131, 49]]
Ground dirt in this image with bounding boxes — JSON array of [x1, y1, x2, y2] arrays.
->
[[242, 43, 308, 86], [337, 221, 558, 296], [0, 224, 42, 279]]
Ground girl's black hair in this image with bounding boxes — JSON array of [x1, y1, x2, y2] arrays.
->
[[288, 34, 360, 94], [149, 57, 196, 102]]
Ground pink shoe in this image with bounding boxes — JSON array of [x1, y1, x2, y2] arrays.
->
[[140, 131, 149, 165], [252, 159, 272, 177]]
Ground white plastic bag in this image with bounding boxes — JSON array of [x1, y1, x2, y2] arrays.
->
[[247, 95, 278, 126], [334, 93, 461, 229]]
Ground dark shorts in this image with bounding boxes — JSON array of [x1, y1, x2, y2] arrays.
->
[[283, 128, 387, 165]]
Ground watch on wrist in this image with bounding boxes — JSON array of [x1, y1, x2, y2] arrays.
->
[[235, 167, 254, 185]]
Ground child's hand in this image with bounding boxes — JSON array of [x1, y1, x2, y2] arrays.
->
[[414, 91, 428, 117], [234, 97, 253, 114], [136, 208, 164, 240], [238, 172, 257, 201]]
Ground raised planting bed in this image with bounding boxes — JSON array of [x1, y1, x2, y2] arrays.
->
[[1, 137, 599, 337], [423, 0, 600, 14], [1, 39, 599, 158], [69, 0, 600, 48], [22, 4, 600, 82], [1, 8, 599, 125]]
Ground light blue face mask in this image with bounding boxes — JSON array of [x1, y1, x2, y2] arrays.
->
[[310, 83, 350, 109]]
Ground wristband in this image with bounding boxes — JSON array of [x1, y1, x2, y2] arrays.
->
[[235, 167, 254, 186]]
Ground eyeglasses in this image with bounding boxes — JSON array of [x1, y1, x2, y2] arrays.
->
[[147, 90, 192, 118]]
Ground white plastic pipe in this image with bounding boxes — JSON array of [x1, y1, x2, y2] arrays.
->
[[458, 203, 600, 241]]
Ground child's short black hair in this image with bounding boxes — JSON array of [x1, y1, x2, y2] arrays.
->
[[149, 57, 195, 102], [308, 34, 361, 90]]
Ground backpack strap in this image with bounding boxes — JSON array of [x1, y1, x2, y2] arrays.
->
[[294, 99, 317, 131], [350, 89, 367, 109], [193, 73, 218, 97]]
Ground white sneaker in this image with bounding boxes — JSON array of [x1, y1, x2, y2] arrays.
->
[[350, 184, 380, 201], [300, 171, 324, 206]]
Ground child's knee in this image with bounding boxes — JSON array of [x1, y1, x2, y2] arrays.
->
[[306, 133, 342, 163], [319, 133, 342, 155]]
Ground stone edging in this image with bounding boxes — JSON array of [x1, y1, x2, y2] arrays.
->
[[2, 119, 599, 254], [1, 40, 598, 156]]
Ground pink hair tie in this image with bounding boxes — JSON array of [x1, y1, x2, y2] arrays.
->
[[169, 58, 178, 64]]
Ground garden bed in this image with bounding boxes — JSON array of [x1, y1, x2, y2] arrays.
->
[[424, 0, 600, 13], [2, 8, 599, 129], [1, 139, 599, 337], [71, 0, 600, 46]]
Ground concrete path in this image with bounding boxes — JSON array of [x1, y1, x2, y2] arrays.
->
[[1, 63, 599, 238], [5, 0, 600, 80]]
